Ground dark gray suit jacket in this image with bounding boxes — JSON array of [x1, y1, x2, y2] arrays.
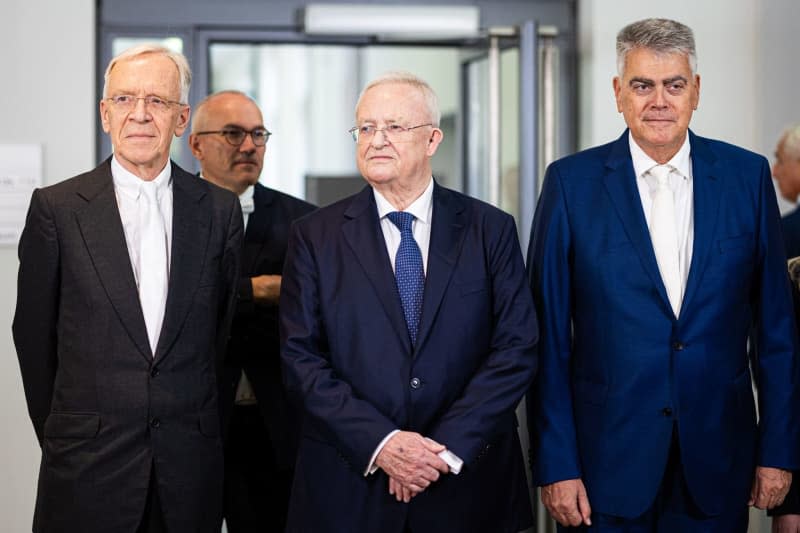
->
[[13, 158, 242, 532]]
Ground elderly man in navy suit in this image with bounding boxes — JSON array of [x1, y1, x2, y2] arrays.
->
[[528, 18, 800, 532], [279, 72, 538, 533]]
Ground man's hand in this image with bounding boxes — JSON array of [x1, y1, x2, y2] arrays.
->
[[251, 274, 281, 304], [541, 478, 592, 527], [375, 431, 449, 497], [774, 514, 800, 533], [750, 466, 792, 509], [388, 476, 414, 503]]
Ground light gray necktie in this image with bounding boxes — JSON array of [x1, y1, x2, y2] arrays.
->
[[139, 181, 168, 354], [648, 164, 682, 316]]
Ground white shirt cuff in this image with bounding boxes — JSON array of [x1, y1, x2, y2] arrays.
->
[[364, 429, 400, 476]]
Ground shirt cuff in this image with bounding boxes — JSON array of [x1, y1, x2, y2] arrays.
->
[[364, 429, 400, 476]]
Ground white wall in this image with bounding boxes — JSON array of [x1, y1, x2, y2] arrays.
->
[[0, 1, 95, 530]]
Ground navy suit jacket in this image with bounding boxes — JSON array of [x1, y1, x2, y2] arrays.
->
[[280, 183, 538, 533], [220, 182, 315, 469], [527, 130, 800, 518]]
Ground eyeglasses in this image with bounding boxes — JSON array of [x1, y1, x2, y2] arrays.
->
[[349, 123, 433, 144], [193, 127, 272, 147], [106, 95, 185, 113]]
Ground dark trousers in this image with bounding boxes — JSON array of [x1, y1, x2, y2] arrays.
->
[[137, 463, 167, 533], [224, 405, 293, 533], [558, 427, 749, 533]]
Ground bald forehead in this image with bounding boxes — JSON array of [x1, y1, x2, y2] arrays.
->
[[195, 93, 263, 130]]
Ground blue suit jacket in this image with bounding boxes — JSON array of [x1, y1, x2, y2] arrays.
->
[[527, 130, 800, 518], [280, 183, 538, 533]]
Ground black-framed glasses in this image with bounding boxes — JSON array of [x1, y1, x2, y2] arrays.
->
[[349, 123, 433, 144], [106, 95, 185, 113], [194, 127, 272, 147]]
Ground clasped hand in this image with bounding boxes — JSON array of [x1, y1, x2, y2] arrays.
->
[[375, 431, 450, 503]]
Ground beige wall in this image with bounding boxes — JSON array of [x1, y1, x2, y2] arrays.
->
[[0, 1, 95, 530]]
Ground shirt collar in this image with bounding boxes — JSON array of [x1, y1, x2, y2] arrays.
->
[[111, 156, 172, 199], [629, 131, 692, 181], [239, 184, 255, 202], [373, 178, 434, 224]]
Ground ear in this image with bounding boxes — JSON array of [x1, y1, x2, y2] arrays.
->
[[691, 74, 701, 110], [612, 77, 623, 113], [188, 133, 203, 160], [99, 99, 111, 134], [173, 106, 191, 137], [426, 128, 444, 157]]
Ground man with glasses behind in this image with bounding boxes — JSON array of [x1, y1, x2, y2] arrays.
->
[[279, 71, 538, 533], [189, 90, 314, 533], [13, 45, 243, 532]]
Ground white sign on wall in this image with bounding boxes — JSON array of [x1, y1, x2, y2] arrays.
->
[[0, 144, 43, 246]]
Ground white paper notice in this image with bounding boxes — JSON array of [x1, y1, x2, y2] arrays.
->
[[0, 144, 42, 246]]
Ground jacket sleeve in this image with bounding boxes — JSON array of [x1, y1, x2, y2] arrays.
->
[[12, 189, 60, 445], [751, 156, 800, 470], [526, 163, 583, 486]]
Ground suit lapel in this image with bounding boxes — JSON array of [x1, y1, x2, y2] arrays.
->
[[680, 131, 721, 314], [75, 160, 152, 361], [415, 184, 466, 350], [342, 186, 411, 351], [155, 164, 210, 360], [242, 183, 274, 274], [602, 132, 674, 315]]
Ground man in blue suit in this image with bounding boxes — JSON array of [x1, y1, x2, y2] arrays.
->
[[280, 72, 538, 532], [528, 18, 800, 532]]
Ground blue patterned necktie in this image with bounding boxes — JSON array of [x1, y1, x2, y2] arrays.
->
[[387, 211, 425, 346]]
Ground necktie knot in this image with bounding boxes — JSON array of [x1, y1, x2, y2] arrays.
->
[[387, 211, 415, 233], [648, 164, 673, 188]]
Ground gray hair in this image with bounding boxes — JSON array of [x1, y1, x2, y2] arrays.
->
[[355, 71, 441, 127], [103, 43, 192, 103], [616, 18, 697, 77], [191, 90, 259, 134], [781, 124, 800, 160]]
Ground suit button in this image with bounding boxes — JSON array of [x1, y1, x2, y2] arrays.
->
[[672, 341, 684, 351], [150, 418, 161, 428], [662, 408, 673, 417], [150, 367, 159, 378], [410, 377, 421, 389]]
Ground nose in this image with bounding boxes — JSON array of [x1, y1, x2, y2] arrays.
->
[[238, 133, 257, 153], [370, 128, 389, 148], [651, 87, 668, 108], [129, 97, 150, 121]]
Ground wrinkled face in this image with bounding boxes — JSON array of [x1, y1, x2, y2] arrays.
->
[[189, 94, 265, 194], [355, 82, 442, 192], [100, 54, 189, 177], [773, 138, 800, 202], [613, 47, 700, 162]]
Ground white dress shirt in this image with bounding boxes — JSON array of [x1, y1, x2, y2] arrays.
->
[[365, 178, 462, 476], [630, 132, 694, 306], [111, 156, 173, 288]]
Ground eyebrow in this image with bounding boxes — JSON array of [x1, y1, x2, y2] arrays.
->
[[628, 76, 688, 86]]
